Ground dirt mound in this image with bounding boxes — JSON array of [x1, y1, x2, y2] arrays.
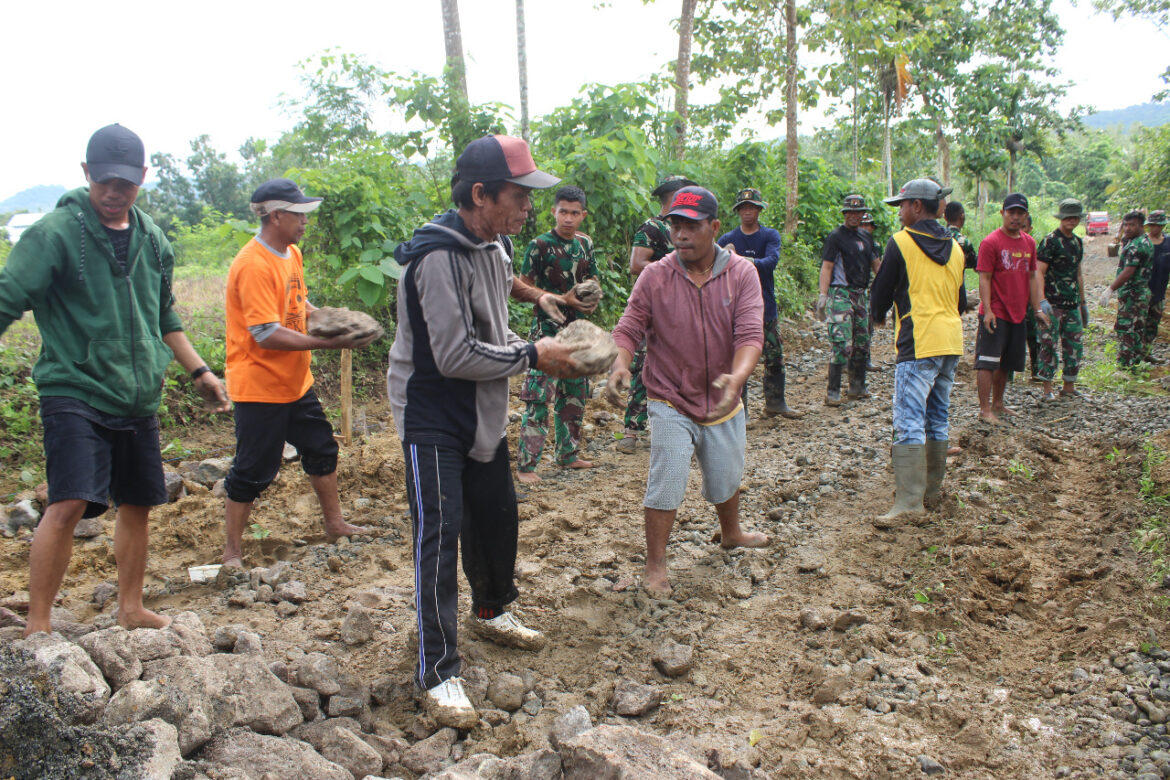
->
[[307, 307, 384, 341]]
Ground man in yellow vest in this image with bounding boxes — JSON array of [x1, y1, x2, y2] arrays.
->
[[869, 179, 967, 522]]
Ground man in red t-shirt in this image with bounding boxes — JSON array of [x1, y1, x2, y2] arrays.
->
[[975, 193, 1050, 423]]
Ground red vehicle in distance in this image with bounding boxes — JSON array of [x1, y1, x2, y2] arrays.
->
[[1087, 211, 1110, 236]]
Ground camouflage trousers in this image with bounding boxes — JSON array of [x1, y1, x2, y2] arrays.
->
[[1025, 306, 1040, 376], [827, 286, 870, 365], [1144, 297, 1166, 358], [741, 319, 787, 409], [517, 370, 588, 471], [623, 343, 648, 433], [1037, 305, 1084, 382], [1116, 286, 1152, 368]]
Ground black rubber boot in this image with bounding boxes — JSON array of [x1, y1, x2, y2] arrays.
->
[[924, 439, 949, 506], [764, 366, 801, 419], [825, 364, 844, 407], [847, 355, 871, 399], [875, 444, 927, 525]]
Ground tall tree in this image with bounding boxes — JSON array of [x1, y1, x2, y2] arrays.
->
[[785, 0, 799, 238], [440, 0, 475, 150], [673, 0, 698, 159], [516, 0, 530, 141]]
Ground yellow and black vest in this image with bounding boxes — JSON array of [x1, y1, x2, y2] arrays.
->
[[890, 229, 965, 361]]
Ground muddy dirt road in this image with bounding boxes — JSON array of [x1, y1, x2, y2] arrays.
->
[[3, 233, 1169, 778]]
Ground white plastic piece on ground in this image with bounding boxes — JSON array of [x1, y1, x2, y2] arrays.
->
[[188, 565, 222, 584]]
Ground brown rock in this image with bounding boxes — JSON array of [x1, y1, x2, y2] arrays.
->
[[557, 724, 720, 779], [554, 320, 618, 375], [652, 639, 694, 678], [307, 306, 384, 341], [812, 674, 851, 705], [612, 679, 661, 717]]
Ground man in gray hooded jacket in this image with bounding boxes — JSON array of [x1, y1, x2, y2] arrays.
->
[[386, 135, 582, 729]]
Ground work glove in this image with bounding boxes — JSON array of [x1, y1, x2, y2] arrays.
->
[[815, 293, 828, 322], [1080, 302, 1090, 326], [1039, 300, 1053, 318], [1098, 288, 1113, 309]]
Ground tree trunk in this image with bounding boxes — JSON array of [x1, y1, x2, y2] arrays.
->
[[936, 119, 950, 184], [515, 0, 530, 142], [882, 91, 893, 196], [785, 0, 799, 239], [440, 0, 473, 150], [673, 0, 697, 160], [852, 49, 859, 183], [1007, 148, 1017, 192]]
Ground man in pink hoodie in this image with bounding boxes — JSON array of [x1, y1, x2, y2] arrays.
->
[[607, 186, 770, 599]]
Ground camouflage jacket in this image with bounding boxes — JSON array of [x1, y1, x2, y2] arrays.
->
[[948, 226, 978, 270], [1118, 234, 1155, 297], [1036, 229, 1083, 308], [520, 229, 597, 338], [632, 215, 673, 264]]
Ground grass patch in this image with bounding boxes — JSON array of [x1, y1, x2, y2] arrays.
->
[[1077, 314, 1163, 396], [1132, 437, 1170, 585]]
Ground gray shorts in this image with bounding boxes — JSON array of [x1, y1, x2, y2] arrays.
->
[[644, 400, 745, 510]]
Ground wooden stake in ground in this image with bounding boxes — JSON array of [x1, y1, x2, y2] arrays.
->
[[340, 348, 352, 447]]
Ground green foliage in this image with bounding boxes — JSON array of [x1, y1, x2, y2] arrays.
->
[[248, 522, 271, 541], [0, 337, 43, 480], [1108, 124, 1170, 212], [170, 215, 254, 278]]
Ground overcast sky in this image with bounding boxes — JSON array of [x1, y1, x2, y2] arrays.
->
[[1, 0, 1165, 201]]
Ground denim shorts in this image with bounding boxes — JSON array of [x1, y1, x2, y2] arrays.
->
[[40, 396, 168, 518], [892, 356, 960, 445], [645, 401, 745, 510]]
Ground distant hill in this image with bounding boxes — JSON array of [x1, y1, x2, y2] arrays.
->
[[1084, 102, 1170, 131], [0, 185, 66, 214]]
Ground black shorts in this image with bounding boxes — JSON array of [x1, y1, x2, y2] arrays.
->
[[224, 390, 338, 503], [40, 397, 168, 519], [975, 317, 1027, 372]]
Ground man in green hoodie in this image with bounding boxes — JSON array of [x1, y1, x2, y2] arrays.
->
[[0, 125, 228, 637]]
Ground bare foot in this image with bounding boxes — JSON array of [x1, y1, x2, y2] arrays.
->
[[563, 459, 594, 470], [642, 566, 673, 600], [517, 471, 542, 484], [118, 608, 173, 631], [221, 555, 243, 569], [325, 519, 368, 542], [946, 446, 962, 456], [995, 404, 1018, 417], [720, 530, 770, 549], [22, 621, 51, 638], [978, 411, 1001, 425]]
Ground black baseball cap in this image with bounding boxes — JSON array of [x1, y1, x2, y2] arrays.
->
[[665, 186, 718, 221], [1002, 193, 1029, 212], [249, 178, 323, 217], [86, 124, 145, 185], [651, 175, 696, 198], [455, 135, 559, 189]]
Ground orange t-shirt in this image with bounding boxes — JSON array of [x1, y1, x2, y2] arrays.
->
[[225, 238, 313, 403]]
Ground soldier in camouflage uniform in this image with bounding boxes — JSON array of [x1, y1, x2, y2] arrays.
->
[[1100, 210, 1155, 369], [1143, 211, 1170, 361], [816, 194, 879, 405], [1036, 199, 1088, 400], [616, 175, 695, 453], [717, 187, 799, 418], [516, 186, 600, 482], [944, 202, 978, 270]]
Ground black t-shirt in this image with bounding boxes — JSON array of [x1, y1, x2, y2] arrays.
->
[[103, 225, 131, 275], [821, 226, 875, 289], [1150, 238, 1170, 304]]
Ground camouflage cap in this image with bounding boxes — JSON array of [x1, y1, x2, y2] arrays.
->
[[842, 194, 868, 212], [733, 187, 767, 210], [860, 212, 875, 225], [651, 175, 697, 198], [1053, 198, 1085, 219], [884, 179, 944, 206], [1148, 210, 1168, 226]]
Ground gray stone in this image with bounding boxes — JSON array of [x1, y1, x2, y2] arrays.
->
[[341, 604, 375, 645], [295, 652, 342, 697], [269, 660, 291, 683], [130, 628, 179, 662], [165, 611, 213, 656], [105, 678, 213, 756], [261, 560, 294, 586], [192, 458, 231, 486], [612, 679, 661, 717], [227, 590, 255, 609], [652, 639, 694, 677], [17, 632, 110, 719], [297, 719, 384, 779], [290, 685, 322, 721], [275, 600, 300, 617], [360, 733, 408, 769], [212, 479, 228, 498], [91, 582, 117, 609], [557, 724, 720, 779], [198, 727, 351, 780], [204, 653, 303, 735], [499, 748, 562, 780], [327, 695, 364, 718], [549, 705, 593, 750], [283, 442, 300, 461], [917, 754, 945, 775], [255, 584, 275, 603], [812, 675, 851, 705], [78, 626, 142, 690], [275, 580, 308, 603], [163, 470, 186, 502], [133, 718, 182, 780], [6, 499, 40, 531], [488, 673, 527, 712], [401, 727, 458, 775], [213, 624, 247, 652], [554, 320, 618, 375], [73, 515, 104, 538], [832, 610, 868, 632], [799, 607, 828, 631], [233, 631, 263, 655]]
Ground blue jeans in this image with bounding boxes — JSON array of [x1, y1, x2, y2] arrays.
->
[[892, 356, 960, 445]]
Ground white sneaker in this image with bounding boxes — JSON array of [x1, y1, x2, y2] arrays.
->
[[424, 676, 478, 729], [467, 611, 546, 650]]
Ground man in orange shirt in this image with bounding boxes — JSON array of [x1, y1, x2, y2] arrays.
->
[[221, 179, 377, 567]]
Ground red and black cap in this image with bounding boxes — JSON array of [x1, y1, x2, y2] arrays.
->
[[85, 124, 145, 185], [1002, 193, 1029, 212], [455, 135, 560, 189], [665, 186, 719, 221]]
